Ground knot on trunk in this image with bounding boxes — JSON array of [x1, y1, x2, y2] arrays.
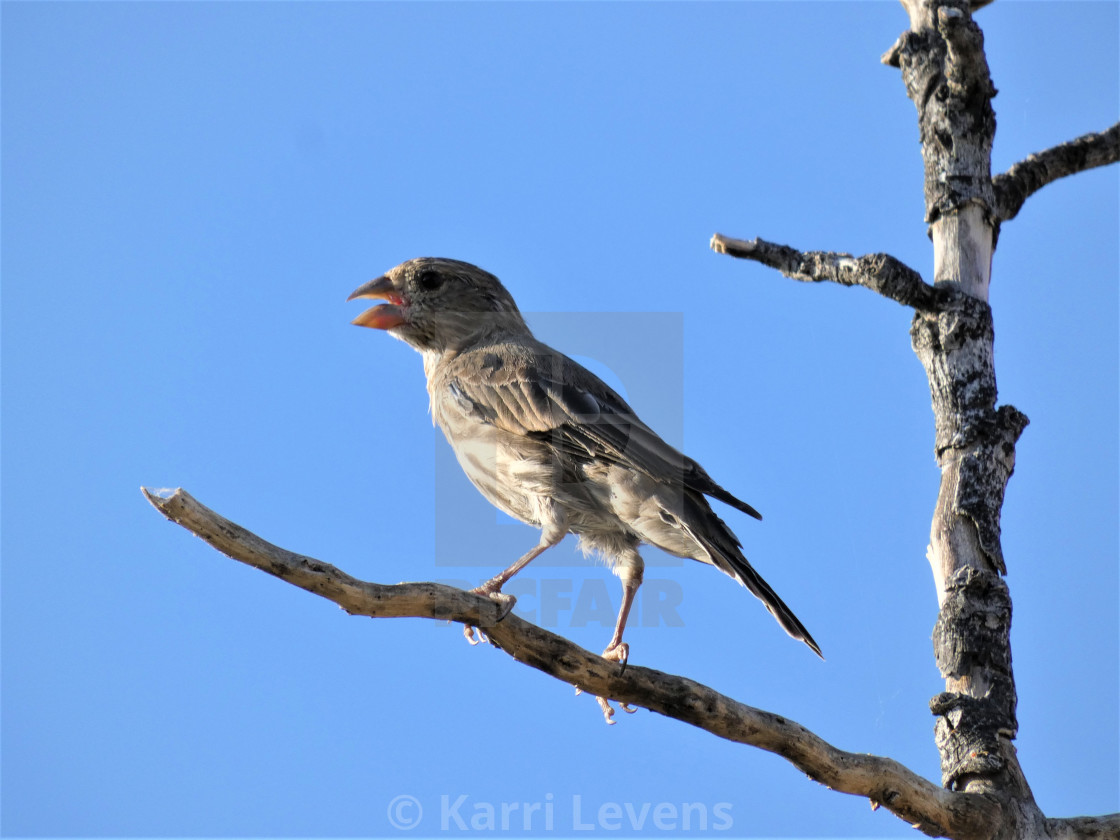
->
[[930, 692, 1013, 792], [932, 569, 1017, 790]]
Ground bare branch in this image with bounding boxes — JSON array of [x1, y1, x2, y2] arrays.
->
[[138, 487, 506, 626], [1045, 814, 1120, 840], [710, 233, 946, 311], [143, 486, 1002, 840], [993, 123, 1120, 223]]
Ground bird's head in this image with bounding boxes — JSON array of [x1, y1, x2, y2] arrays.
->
[[348, 257, 528, 353]]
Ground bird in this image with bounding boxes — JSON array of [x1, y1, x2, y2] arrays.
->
[[348, 257, 822, 679]]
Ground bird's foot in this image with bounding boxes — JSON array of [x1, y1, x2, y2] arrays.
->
[[601, 641, 630, 673], [597, 696, 638, 725], [575, 646, 636, 726], [574, 642, 635, 723], [575, 686, 638, 725], [462, 586, 517, 647], [468, 585, 517, 621], [463, 625, 488, 645]]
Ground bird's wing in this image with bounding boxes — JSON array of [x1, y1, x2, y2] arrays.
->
[[440, 343, 761, 519]]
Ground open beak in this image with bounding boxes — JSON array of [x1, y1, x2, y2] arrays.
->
[[348, 275, 407, 330]]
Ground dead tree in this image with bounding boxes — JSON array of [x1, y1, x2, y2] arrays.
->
[[144, 2, 1117, 838]]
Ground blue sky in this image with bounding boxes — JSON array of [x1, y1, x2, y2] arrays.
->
[[2, 2, 1116, 837]]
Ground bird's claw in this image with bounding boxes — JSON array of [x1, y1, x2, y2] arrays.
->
[[576, 682, 637, 725], [469, 587, 517, 622], [462, 585, 519, 648], [601, 642, 630, 673], [596, 696, 638, 725], [463, 625, 488, 645], [489, 592, 517, 622], [598, 696, 615, 724], [576, 643, 637, 722]]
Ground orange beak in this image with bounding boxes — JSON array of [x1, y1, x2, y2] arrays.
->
[[348, 276, 407, 330]]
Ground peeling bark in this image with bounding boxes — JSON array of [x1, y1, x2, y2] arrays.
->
[[993, 123, 1120, 226], [143, 1, 1118, 836], [897, 4, 997, 231], [910, 301, 1028, 579], [931, 569, 1016, 794], [711, 2, 1116, 835], [709, 233, 939, 309], [892, 2, 1027, 818]]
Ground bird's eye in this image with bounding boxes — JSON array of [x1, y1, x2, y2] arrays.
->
[[417, 270, 444, 291]]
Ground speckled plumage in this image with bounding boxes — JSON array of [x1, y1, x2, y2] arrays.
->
[[349, 257, 821, 664]]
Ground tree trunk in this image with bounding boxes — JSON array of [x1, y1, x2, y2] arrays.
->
[[895, 1, 1038, 835]]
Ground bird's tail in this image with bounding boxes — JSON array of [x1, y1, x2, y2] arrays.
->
[[718, 544, 823, 659], [679, 490, 821, 657]]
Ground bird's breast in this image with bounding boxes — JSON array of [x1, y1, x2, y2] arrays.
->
[[434, 408, 552, 526]]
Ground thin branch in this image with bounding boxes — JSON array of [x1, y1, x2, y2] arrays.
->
[[143, 486, 1002, 840], [710, 233, 946, 311], [993, 123, 1120, 223], [139, 487, 506, 626]]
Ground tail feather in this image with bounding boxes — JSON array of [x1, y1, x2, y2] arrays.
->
[[718, 544, 823, 659], [683, 461, 763, 521], [706, 484, 763, 521], [678, 488, 820, 657]]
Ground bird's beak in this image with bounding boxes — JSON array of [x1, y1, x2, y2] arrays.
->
[[348, 275, 407, 330]]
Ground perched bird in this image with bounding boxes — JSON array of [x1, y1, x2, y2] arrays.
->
[[349, 257, 821, 671]]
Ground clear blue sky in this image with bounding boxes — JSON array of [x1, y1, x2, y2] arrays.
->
[[3, 2, 1116, 837]]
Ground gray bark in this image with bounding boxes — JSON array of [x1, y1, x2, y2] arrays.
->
[[993, 123, 1120, 228], [144, 1, 1118, 837], [894, 5, 1030, 829], [143, 485, 1117, 839], [142, 486, 1002, 838], [713, 1, 1116, 837]]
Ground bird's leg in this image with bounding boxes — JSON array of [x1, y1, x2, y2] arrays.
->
[[472, 542, 549, 599], [463, 523, 565, 644], [586, 555, 643, 724], [601, 556, 643, 671]]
